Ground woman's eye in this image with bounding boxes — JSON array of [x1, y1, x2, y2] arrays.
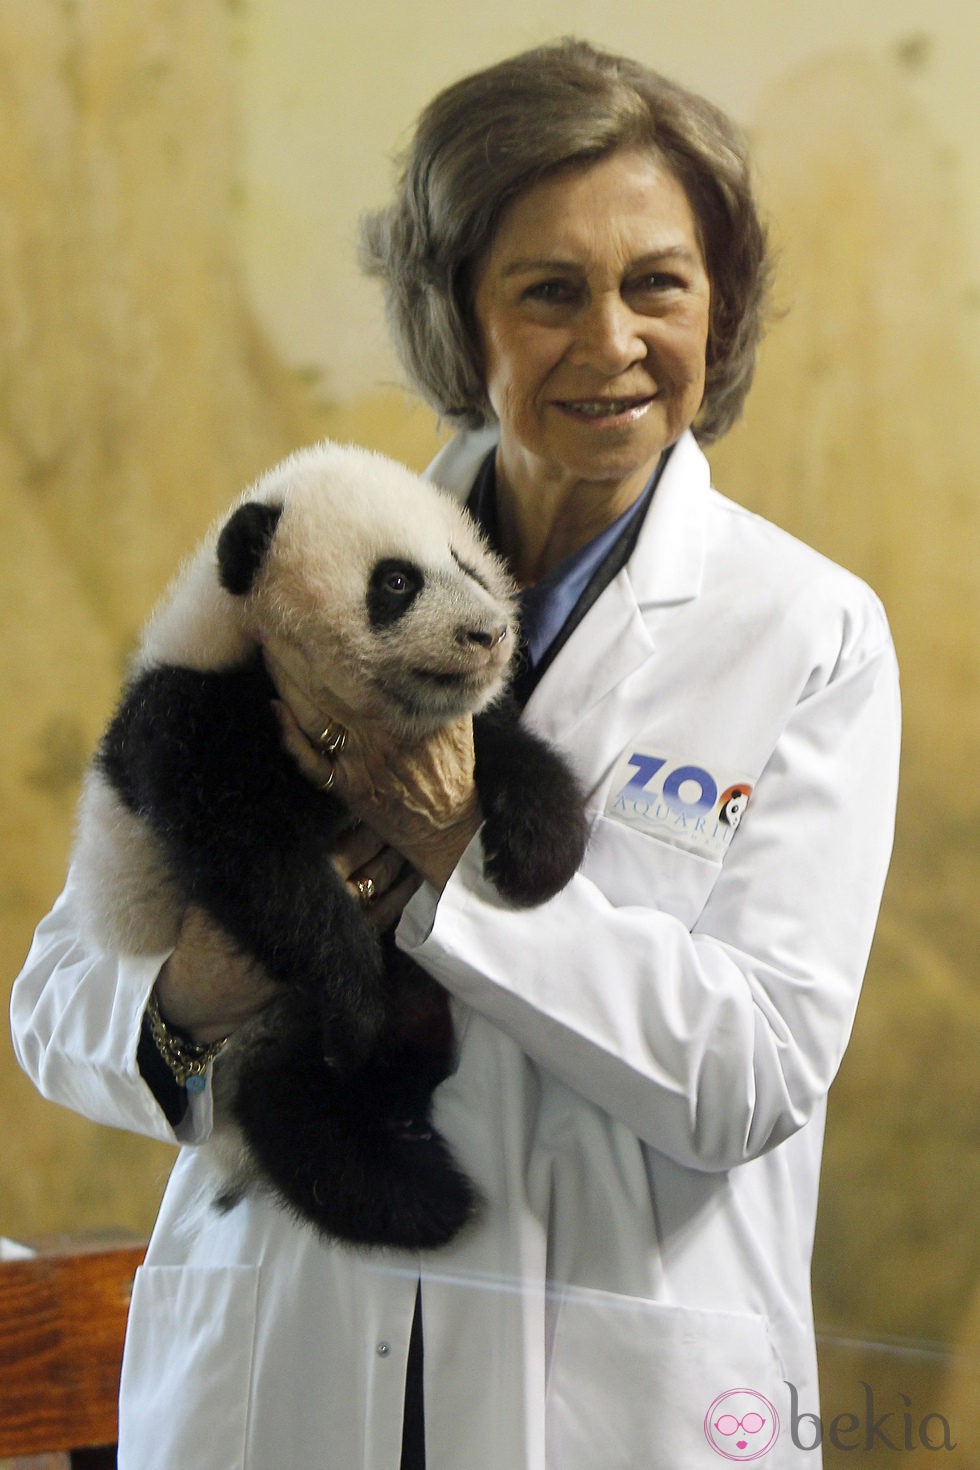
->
[[633, 272, 683, 294], [524, 279, 576, 304]]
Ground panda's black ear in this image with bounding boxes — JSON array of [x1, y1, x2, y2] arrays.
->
[[217, 501, 284, 595]]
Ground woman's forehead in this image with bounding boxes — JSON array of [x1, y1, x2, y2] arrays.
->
[[478, 150, 705, 277]]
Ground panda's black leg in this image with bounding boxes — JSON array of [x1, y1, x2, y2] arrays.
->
[[472, 703, 588, 906], [231, 995, 478, 1248]]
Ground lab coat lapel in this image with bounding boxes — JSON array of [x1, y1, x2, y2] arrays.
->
[[520, 572, 655, 750], [520, 433, 709, 755]]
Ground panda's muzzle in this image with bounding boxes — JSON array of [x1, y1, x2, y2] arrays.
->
[[409, 623, 510, 690], [427, 619, 509, 674]]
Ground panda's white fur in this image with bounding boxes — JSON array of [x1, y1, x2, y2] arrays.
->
[[73, 775, 185, 954]]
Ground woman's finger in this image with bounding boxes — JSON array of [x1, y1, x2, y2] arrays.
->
[[272, 699, 341, 792], [362, 867, 423, 933], [348, 844, 411, 905], [330, 822, 387, 882]]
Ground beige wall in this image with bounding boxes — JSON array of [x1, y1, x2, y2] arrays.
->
[[2, 2, 977, 1456]]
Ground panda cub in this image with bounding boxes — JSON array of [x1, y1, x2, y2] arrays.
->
[[73, 440, 588, 1249]]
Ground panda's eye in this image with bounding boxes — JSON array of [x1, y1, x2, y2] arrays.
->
[[368, 559, 424, 629], [372, 560, 421, 597]]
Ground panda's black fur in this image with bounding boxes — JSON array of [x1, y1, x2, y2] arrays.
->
[[76, 441, 588, 1249]]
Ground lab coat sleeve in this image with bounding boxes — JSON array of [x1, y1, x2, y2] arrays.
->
[[399, 617, 901, 1174], [10, 870, 212, 1146]]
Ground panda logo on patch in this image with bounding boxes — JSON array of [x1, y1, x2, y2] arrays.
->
[[718, 785, 751, 831]]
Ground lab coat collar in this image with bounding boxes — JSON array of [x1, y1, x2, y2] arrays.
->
[[623, 430, 708, 608], [425, 426, 708, 609]]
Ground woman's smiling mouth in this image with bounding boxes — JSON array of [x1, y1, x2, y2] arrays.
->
[[553, 395, 656, 424]]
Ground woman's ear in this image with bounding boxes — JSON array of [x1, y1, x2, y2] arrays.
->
[[217, 502, 284, 595]]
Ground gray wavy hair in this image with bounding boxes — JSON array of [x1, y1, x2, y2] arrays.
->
[[360, 38, 772, 444]]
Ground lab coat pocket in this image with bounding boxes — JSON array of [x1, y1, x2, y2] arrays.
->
[[584, 813, 724, 924], [117, 1264, 260, 1470], [546, 1287, 790, 1470]]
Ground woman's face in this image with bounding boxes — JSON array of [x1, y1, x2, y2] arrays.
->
[[472, 149, 711, 503]]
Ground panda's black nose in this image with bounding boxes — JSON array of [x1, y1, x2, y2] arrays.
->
[[462, 624, 508, 650]]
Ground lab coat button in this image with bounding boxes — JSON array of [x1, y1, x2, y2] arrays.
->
[[376, 1340, 391, 1356]]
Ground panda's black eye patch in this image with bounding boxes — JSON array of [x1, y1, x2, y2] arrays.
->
[[367, 559, 424, 628]]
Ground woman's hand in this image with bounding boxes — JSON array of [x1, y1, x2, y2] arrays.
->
[[330, 821, 424, 930], [155, 827, 421, 1045], [275, 700, 483, 892], [155, 905, 280, 1045]]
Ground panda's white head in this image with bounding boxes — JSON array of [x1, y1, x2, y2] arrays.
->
[[215, 441, 518, 738]]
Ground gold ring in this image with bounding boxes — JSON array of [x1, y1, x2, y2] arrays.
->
[[318, 766, 336, 792], [355, 876, 376, 907], [318, 721, 348, 756]]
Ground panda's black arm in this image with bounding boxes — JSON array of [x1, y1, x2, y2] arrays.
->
[[98, 656, 386, 1056], [472, 699, 589, 907]]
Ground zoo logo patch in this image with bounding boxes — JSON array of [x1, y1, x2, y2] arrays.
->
[[605, 747, 754, 861]]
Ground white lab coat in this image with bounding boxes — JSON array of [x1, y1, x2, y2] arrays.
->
[[11, 429, 900, 1470]]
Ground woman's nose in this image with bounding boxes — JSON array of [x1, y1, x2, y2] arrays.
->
[[568, 295, 645, 372]]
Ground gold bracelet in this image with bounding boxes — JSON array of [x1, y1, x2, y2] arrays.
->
[[147, 990, 230, 1093]]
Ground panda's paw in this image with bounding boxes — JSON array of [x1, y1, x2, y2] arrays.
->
[[481, 799, 589, 907], [386, 1151, 481, 1249], [307, 1126, 481, 1250], [473, 712, 588, 905]]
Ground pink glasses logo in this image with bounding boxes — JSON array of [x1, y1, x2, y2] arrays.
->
[[704, 1388, 781, 1461]]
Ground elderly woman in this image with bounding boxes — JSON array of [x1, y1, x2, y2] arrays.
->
[[12, 38, 899, 1470]]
